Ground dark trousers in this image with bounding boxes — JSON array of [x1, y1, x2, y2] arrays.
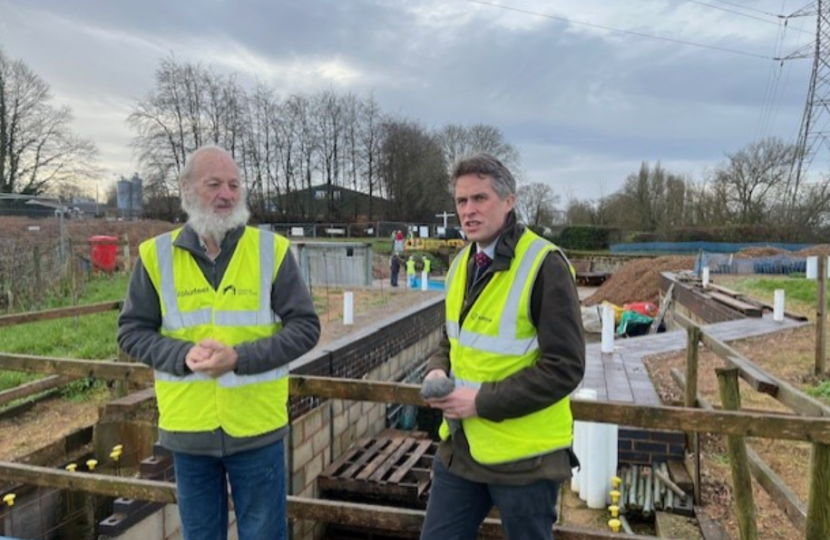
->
[[420, 459, 561, 540], [173, 439, 287, 540], [391, 270, 399, 287]]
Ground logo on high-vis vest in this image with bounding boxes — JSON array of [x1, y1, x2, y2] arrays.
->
[[177, 287, 210, 298], [222, 285, 256, 296]]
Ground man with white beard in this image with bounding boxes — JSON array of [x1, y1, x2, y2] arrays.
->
[[118, 145, 320, 540]]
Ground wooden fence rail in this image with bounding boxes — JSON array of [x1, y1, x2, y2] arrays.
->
[[0, 461, 673, 540], [673, 311, 830, 540]]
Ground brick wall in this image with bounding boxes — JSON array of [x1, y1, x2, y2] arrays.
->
[[618, 428, 686, 465], [288, 297, 444, 540]]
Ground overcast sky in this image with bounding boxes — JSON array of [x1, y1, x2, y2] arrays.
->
[[0, 0, 817, 201]]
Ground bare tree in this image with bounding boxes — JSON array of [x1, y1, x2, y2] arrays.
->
[[358, 93, 384, 220], [0, 49, 97, 196], [712, 138, 794, 225], [516, 182, 560, 228], [380, 119, 449, 222], [437, 123, 520, 175]]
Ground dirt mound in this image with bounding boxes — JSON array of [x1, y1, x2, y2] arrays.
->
[[734, 246, 791, 259], [794, 244, 830, 257], [583, 256, 694, 306]]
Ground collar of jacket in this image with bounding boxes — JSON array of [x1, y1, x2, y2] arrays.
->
[[173, 224, 247, 259], [489, 211, 525, 272]]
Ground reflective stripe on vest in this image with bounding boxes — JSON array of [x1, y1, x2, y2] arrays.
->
[[445, 239, 550, 356], [155, 232, 282, 332], [153, 365, 290, 386]]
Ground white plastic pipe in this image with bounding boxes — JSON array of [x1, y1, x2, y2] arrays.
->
[[774, 289, 785, 322], [343, 292, 354, 325], [808, 256, 818, 280], [702, 267, 710, 288], [571, 388, 597, 494], [601, 304, 614, 354], [421, 271, 428, 291], [586, 422, 613, 509]]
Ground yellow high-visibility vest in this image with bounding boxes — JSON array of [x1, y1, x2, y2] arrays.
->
[[140, 226, 290, 437], [440, 229, 575, 464]]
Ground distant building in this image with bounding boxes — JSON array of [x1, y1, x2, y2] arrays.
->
[[272, 184, 391, 221], [117, 173, 143, 219]]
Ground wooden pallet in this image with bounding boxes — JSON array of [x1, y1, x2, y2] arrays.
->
[[318, 434, 435, 508]]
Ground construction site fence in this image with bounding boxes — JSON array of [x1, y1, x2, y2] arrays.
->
[[264, 221, 453, 240], [0, 237, 69, 311], [611, 241, 814, 254], [694, 253, 808, 275]]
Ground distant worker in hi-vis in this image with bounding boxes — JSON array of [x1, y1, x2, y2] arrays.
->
[[420, 154, 585, 540], [118, 145, 320, 540], [406, 255, 417, 288]]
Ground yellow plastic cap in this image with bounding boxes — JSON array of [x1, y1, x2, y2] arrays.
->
[[608, 518, 621, 532], [65, 463, 78, 472], [3, 493, 16, 507], [608, 505, 619, 517], [86, 459, 98, 471]]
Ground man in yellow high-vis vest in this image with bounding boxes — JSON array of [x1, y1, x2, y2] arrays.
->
[[420, 154, 585, 540], [117, 145, 320, 540]]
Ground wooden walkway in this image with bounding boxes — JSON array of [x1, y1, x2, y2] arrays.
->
[[579, 314, 807, 405]]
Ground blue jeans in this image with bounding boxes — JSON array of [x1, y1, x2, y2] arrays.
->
[[420, 459, 561, 540], [173, 439, 287, 540]]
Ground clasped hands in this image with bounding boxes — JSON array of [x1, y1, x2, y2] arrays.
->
[[185, 339, 238, 378], [423, 369, 478, 419]]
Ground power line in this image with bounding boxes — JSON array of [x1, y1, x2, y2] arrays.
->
[[682, 0, 786, 25], [463, 0, 773, 59], [707, 0, 788, 18]]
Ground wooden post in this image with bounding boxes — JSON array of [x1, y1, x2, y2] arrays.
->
[[113, 348, 129, 398], [33, 246, 42, 304], [685, 326, 700, 408], [122, 234, 130, 274], [717, 368, 758, 540], [817, 255, 827, 376], [685, 325, 701, 504], [806, 443, 830, 540]]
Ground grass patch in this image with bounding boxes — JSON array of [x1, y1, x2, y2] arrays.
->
[[720, 276, 824, 318], [0, 274, 128, 399], [806, 381, 830, 405]]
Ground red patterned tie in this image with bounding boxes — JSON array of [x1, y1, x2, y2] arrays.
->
[[473, 251, 491, 284]]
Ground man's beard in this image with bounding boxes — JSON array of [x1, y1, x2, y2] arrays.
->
[[181, 188, 250, 246]]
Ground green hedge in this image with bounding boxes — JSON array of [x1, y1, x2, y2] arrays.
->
[[556, 226, 616, 250]]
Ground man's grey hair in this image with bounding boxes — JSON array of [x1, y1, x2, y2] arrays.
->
[[451, 153, 516, 200], [179, 145, 237, 187]]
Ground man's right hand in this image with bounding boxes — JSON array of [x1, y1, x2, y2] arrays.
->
[[185, 343, 214, 373], [424, 369, 448, 381]]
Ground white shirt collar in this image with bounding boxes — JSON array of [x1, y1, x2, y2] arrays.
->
[[476, 238, 498, 260]]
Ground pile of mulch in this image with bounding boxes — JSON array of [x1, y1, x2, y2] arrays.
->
[[733, 246, 791, 259], [794, 244, 830, 257], [583, 256, 694, 306]]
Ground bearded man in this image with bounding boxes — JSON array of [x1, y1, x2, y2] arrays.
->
[[117, 145, 320, 540]]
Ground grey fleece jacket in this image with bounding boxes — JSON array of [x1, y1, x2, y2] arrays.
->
[[117, 224, 320, 456]]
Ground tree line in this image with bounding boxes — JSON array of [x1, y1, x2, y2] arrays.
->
[[128, 57, 520, 223], [565, 138, 830, 242], [4, 47, 830, 242]]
